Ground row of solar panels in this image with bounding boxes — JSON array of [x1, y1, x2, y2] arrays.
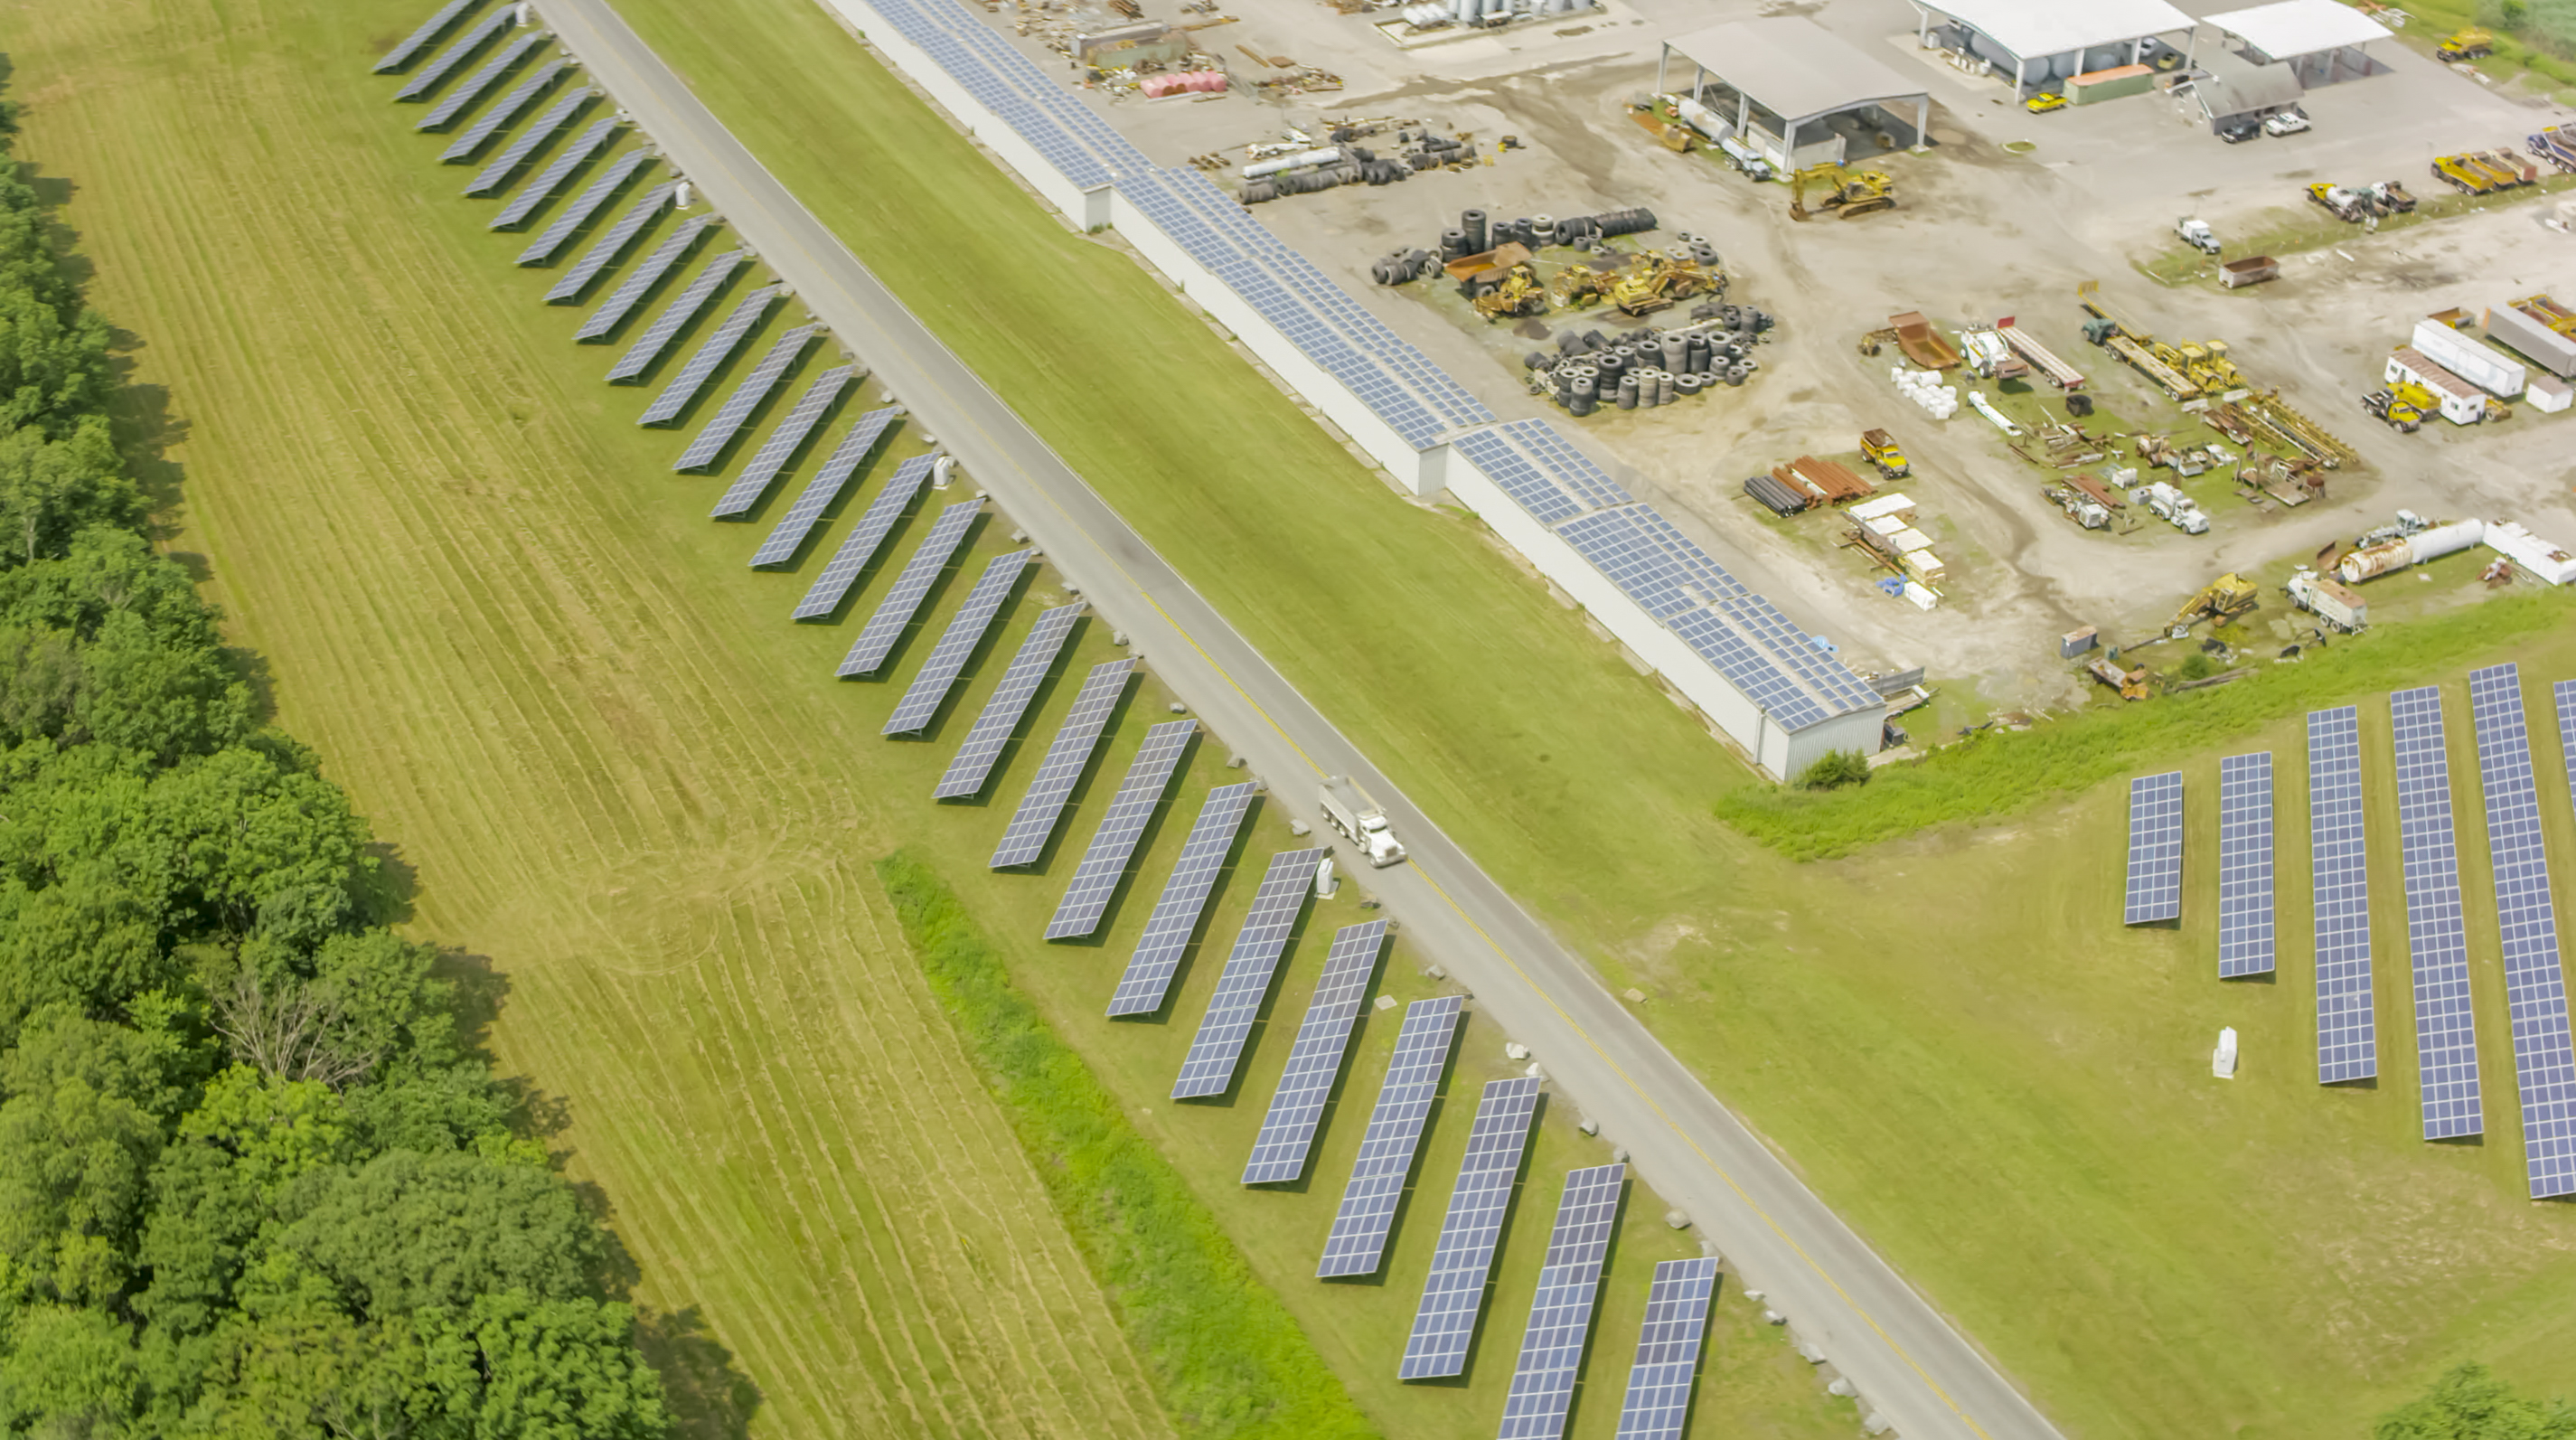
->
[[856, 0, 1151, 193], [2120, 663, 2576, 1200]]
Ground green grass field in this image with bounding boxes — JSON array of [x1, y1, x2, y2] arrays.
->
[[11, 1, 1853, 1435]]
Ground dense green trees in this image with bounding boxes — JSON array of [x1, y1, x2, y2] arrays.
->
[[2377, 1365, 2576, 1440], [0, 81, 669, 1440]]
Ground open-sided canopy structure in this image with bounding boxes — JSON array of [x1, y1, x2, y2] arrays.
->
[[1912, 0, 2193, 92], [1657, 17, 1932, 171]]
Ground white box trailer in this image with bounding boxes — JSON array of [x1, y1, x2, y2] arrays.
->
[[2487, 520, 2576, 585], [2411, 318, 2526, 398]]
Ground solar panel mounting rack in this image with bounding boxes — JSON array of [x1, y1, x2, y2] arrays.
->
[[837, 500, 982, 677], [463, 88, 593, 195], [2217, 752, 2276, 977], [545, 181, 676, 301], [934, 602, 1086, 800], [776, 440, 924, 592], [1316, 995, 1463, 1276], [439, 60, 568, 163], [675, 325, 816, 469], [417, 30, 550, 130], [712, 365, 858, 518], [637, 285, 778, 426], [2391, 685, 2485, 1140], [516, 149, 656, 266], [989, 659, 1135, 869], [1611, 1256, 1722, 1440], [1107, 783, 1258, 1016], [1046, 720, 1200, 938], [392, 6, 515, 101], [376, 0, 482, 73], [1240, 921, 1387, 1184], [2123, 772, 2183, 925], [1399, 1076, 1544, 1379], [1170, 848, 1328, 1098], [2309, 705, 2378, 1084], [1497, 1163, 1627, 1440], [578, 216, 716, 340], [488, 117, 621, 229], [2475, 666, 2576, 1198]]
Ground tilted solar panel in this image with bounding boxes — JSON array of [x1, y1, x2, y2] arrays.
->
[[1107, 784, 1258, 1017], [609, 250, 746, 381], [578, 216, 713, 339], [2217, 752, 2277, 978], [1612, 1256, 1723, 1440], [439, 60, 568, 163], [713, 366, 858, 518], [2474, 666, 2576, 1198], [516, 149, 655, 265], [1400, 1076, 1545, 1379], [934, 603, 1085, 800], [989, 660, 1135, 869], [1241, 921, 1387, 1184], [416, 30, 549, 130], [393, 6, 515, 101], [1170, 849, 1329, 1098], [769, 424, 915, 579], [376, 0, 482, 73], [2309, 706, 2377, 1084], [1316, 995, 1464, 1277], [675, 325, 816, 469], [488, 117, 620, 230], [546, 181, 676, 302], [1498, 1163, 1627, 1440], [2123, 772, 2184, 925], [464, 89, 594, 195], [1045, 720, 1199, 938], [837, 499, 982, 678], [882, 550, 1027, 735], [637, 286, 779, 426], [2391, 685, 2484, 1140]]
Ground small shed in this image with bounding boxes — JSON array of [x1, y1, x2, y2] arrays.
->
[[2200, 0, 2392, 87], [1910, 0, 2194, 95], [1658, 17, 1932, 171]]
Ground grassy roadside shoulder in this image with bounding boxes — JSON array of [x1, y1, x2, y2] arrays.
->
[[878, 853, 1378, 1440]]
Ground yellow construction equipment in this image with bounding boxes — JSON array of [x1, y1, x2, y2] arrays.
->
[[1549, 266, 1609, 310], [2086, 656, 2153, 701], [2168, 573, 2261, 636], [1603, 250, 1716, 316], [1471, 264, 1546, 321], [1861, 428, 1910, 479], [2435, 25, 2494, 61], [1789, 163, 1895, 221]]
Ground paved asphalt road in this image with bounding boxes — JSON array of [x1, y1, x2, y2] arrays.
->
[[530, 5, 2067, 1436]]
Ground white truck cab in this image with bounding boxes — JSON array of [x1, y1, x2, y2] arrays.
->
[[1319, 776, 1407, 868]]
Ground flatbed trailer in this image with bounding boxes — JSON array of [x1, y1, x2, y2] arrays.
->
[[1998, 320, 2086, 390], [2107, 334, 2199, 400]]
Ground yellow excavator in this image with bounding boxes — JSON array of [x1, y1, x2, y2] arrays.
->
[[1606, 250, 1716, 316], [2168, 572, 2261, 637], [1789, 163, 1894, 221]]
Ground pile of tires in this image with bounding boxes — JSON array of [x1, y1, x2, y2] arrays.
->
[[1525, 319, 1766, 417]]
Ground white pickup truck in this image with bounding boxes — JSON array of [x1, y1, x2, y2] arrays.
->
[[1319, 776, 1407, 868]]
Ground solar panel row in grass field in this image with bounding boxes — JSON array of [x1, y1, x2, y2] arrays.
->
[[464, 89, 593, 195], [881, 550, 1027, 736], [1316, 995, 1464, 1276], [1107, 783, 1258, 1016], [2123, 772, 2183, 925], [637, 286, 779, 426], [934, 603, 1086, 800], [675, 325, 816, 469], [392, 6, 515, 100], [439, 60, 568, 163], [1400, 1076, 1545, 1379], [1612, 1256, 1722, 1440], [516, 150, 655, 265], [713, 366, 858, 518], [1498, 1163, 1627, 1440], [1240, 920, 1388, 1185], [489, 118, 621, 229], [545, 182, 676, 302], [1170, 848, 1329, 1099], [838, 500, 982, 677], [2391, 685, 2485, 1139], [1046, 720, 1200, 938], [2217, 752, 2277, 977], [990, 661, 1137, 869], [376, 0, 481, 72], [416, 30, 549, 130], [2474, 666, 2576, 1198], [578, 216, 715, 339], [779, 443, 926, 595], [2309, 705, 2378, 1084], [607, 249, 747, 381]]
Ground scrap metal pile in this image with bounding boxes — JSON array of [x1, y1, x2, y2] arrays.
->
[[1367, 205, 1665, 284], [1238, 119, 1471, 202]]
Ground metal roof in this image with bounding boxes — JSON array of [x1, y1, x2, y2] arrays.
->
[[2203, 0, 2389, 59], [2191, 46, 2308, 115], [1662, 17, 1929, 123], [1916, 0, 2193, 57]]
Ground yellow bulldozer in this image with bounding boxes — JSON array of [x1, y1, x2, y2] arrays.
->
[[1605, 250, 1716, 316], [1471, 264, 1547, 321], [1789, 163, 1895, 221], [2168, 572, 2261, 637]]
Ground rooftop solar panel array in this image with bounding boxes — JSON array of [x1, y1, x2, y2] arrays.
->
[[838, 499, 982, 677], [935, 603, 1085, 799], [546, 181, 675, 302], [1498, 1163, 1627, 1440], [578, 216, 716, 340], [713, 366, 857, 517], [464, 89, 594, 195], [516, 149, 655, 265], [1612, 1256, 1723, 1440], [2473, 666, 2576, 1198], [609, 249, 745, 379], [1108, 784, 1258, 1016], [2123, 772, 2184, 925], [1170, 848, 1328, 1098], [439, 60, 569, 163], [489, 117, 621, 228], [393, 6, 515, 101], [768, 419, 911, 577], [990, 659, 1135, 869], [416, 30, 549, 130], [1453, 419, 1636, 523], [1317, 995, 1464, 1277], [675, 324, 816, 469], [2309, 706, 2378, 1084], [1401, 1076, 1545, 1379], [2391, 686, 2485, 1140], [852, 0, 1149, 193], [1242, 921, 1388, 1184], [2217, 752, 2277, 978], [377, 0, 482, 72], [638, 285, 779, 425], [1046, 720, 1199, 938], [882, 549, 1027, 736]]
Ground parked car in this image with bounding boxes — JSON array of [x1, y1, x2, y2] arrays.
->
[[2261, 109, 2311, 136], [2218, 118, 2261, 144]]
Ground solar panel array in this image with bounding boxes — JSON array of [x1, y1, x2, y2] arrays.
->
[[2309, 706, 2378, 1084], [1316, 995, 1464, 1276], [580, 216, 717, 341], [1400, 1076, 1545, 1379], [990, 660, 1135, 869], [675, 325, 816, 468], [440, 61, 569, 163], [609, 249, 746, 379], [934, 603, 1085, 799], [837, 498, 982, 677], [1498, 1163, 1627, 1440], [2123, 772, 2184, 925], [2217, 752, 2277, 978], [417, 30, 549, 130], [1242, 921, 1388, 1184], [392, 6, 515, 101], [1046, 720, 1199, 937], [638, 285, 778, 425], [546, 182, 675, 302], [516, 149, 655, 264], [779, 442, 924, 593], [2391, 686, 2484, 1140], [882, 549, 1027, 735], [2473, 666, 2576, 1198], [489, 117, 620, 228], [1108, 783, 1257, 1016], [376, 0, 481, 72], [1612, 1256, 1722, 1440], [1170, 848, 1327, 1098], [465, 89, 594, 195], [853, 0, 1150, 192], [713, 366, 857, 517]]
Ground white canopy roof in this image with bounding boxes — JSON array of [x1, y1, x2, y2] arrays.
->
[[2202, 0, 2389, 58], [1664, 16, 1929, 123], [1918, 0, 2193, 57]]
